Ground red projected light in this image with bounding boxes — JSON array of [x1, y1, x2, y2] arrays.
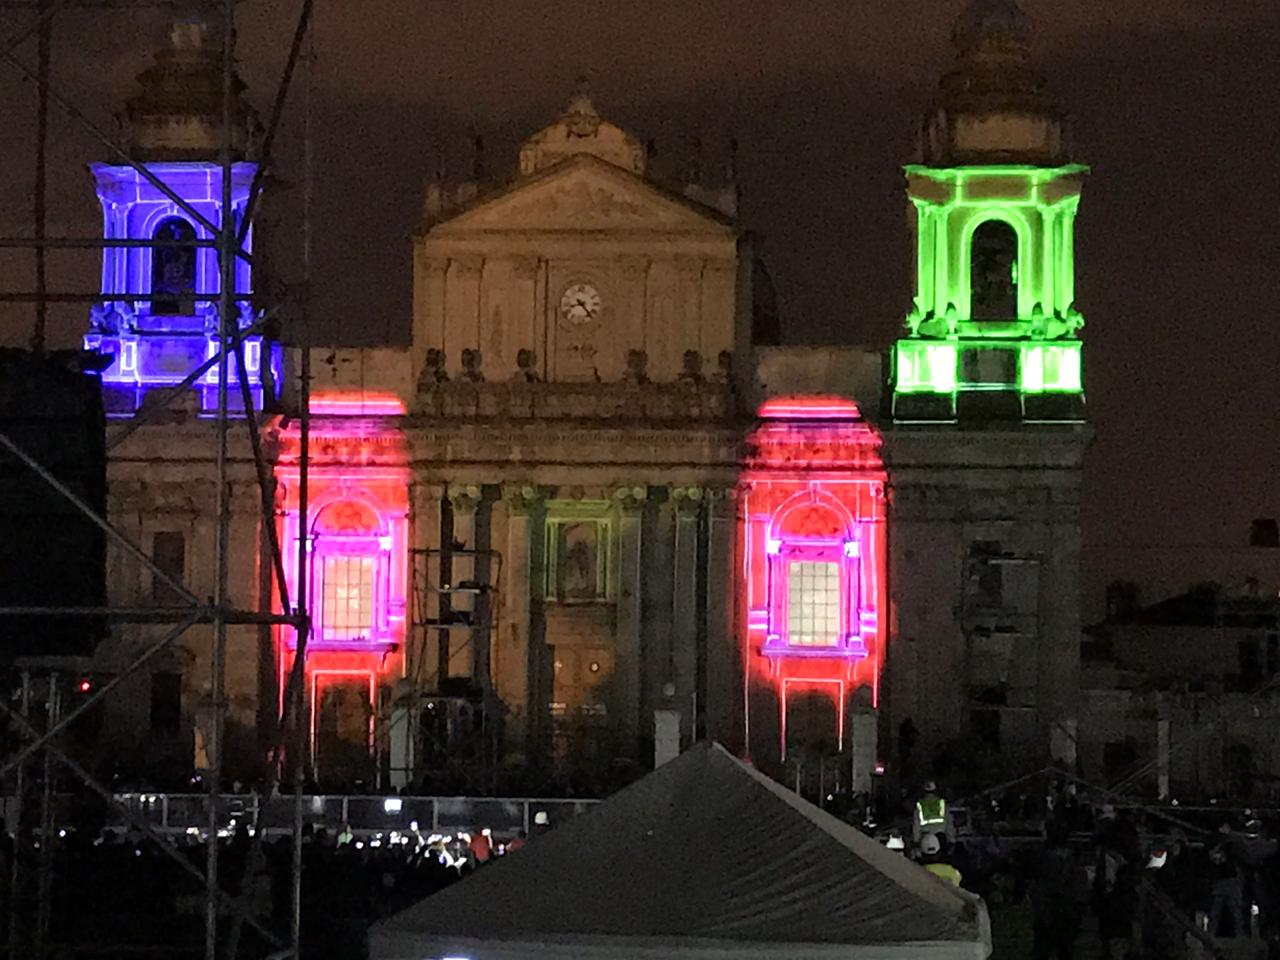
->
[[76, 678, 92, 694]]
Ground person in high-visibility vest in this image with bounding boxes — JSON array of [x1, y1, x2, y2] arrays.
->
[[913, 780, 955, 846]]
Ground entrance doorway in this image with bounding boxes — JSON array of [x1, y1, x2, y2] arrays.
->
[[313, 674, 375, 789]]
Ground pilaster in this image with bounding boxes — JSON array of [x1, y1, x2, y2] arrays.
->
[[702, 487, 738, 748], [499, 483, 544, 752], [671, 485, 703, 746], [613, 485, 647, 749]]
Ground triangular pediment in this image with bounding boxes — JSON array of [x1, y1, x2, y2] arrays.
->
[[429, 155, 735, 236]]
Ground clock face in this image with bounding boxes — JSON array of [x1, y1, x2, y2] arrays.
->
[[559, 282, 602, 325]]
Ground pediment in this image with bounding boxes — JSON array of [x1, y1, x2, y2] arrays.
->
[[429, 156, 735, 237]]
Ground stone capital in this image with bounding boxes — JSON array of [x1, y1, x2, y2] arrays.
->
[[503, 483, 546, 517], [446, 482, 483, 514], [611, 484, 648, 514], [670, 485, 705, 516]]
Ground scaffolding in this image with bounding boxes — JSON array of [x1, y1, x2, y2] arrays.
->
[[408, 544, 504, 794], [0, 1, 318, 957]]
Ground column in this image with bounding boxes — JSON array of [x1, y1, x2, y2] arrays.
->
[[613, 486, 646, 751], [499, 484, 541, 753], [702, 487, 738, 747], [671, 487, 702, 747], [641, 493, 674, 753]]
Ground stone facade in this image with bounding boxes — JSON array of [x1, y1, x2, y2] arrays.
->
[[86, 2, 1091, 798]]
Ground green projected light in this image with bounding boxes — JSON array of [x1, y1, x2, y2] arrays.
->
[[894, 341, 1082, 396], [895, 342, 957, 394], [892, 163, 1087, 418], [1020, 343, 1082, 394], [903, 164, 1088, 334]]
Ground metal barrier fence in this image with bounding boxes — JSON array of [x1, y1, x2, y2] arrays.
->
[[2, 794, 600, 838]]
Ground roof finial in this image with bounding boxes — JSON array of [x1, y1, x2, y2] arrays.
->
[[952, 0, 1031, 52], [567, 75, 598, 118]]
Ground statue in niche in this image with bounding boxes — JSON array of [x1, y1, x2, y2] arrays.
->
[[150, 216, 198, 315], [557, 521, 600, 601], [511, 348, 541, 383], [679, 349, 704, 384], [417, 348, 448, 392], [461, 348, 485, 382], [624, 349, 649, 385]]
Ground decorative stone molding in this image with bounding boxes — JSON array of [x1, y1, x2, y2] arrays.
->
[[511, 349, 541, 383], [623, 349, 649, 385], [679, 350, 704, 384], [670, 485, 704, 516], [447, 483, 483, 514], [611, 485, 648, 513], [503, 483, 545, 516], [711, 350, 733, 384], [419, 348, 449, 388], [461, 348, 485, 383]]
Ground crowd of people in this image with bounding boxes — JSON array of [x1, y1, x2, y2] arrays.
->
[[0, 814, 519, 959], [10, 776, 1280, 960], [885, 778, 1280, 960]]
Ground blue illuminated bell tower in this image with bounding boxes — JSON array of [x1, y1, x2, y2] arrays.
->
[[83, 13, 281, 415]]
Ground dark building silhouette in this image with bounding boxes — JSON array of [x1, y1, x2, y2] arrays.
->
[[0, 349, 108, 664]]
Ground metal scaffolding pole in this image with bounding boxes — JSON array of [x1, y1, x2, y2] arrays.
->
[[0, 1, 317, 954], [29, 0, 51, 351], [203, 2, 237, 957], [292, 16, 316, 956]]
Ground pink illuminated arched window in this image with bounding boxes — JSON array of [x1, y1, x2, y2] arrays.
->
[[311, 498, 391, 645], [765, 494, 864, 656]]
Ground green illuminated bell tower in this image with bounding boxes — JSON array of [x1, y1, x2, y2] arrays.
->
[[892, 0, 1087, 422], [882, 0, 1089, 788]]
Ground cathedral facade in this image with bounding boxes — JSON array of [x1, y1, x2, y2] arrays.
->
[[86, 2, 1088, 796]]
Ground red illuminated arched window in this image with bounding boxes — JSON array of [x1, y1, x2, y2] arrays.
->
[[765, 493, 864, 656], [311, 497, 391, 645]]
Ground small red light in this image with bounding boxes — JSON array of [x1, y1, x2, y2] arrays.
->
[[77, 679, 92, 694]]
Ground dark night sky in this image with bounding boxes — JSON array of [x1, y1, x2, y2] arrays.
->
[[0, 1, 1277, 614]]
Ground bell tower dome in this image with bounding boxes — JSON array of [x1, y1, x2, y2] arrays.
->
[[892, 0, 1087, 422], [122, 12, 260, 161], [923, 0, 1067, 165]]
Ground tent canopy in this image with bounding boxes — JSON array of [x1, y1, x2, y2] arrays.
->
[[370, 742, 991, 960]]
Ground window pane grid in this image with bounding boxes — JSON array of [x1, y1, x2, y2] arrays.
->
[[787, 560, 841, 647], [322, 556, 375, 639]]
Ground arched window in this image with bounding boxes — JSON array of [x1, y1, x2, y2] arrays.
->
[[970, 220, 1019, 320], [311, 498, 389, 645], [150, 216, 197, 315], [766, 496, 861, 653]]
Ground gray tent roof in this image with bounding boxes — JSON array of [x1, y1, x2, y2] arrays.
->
[[370, 742, 990, 960]]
